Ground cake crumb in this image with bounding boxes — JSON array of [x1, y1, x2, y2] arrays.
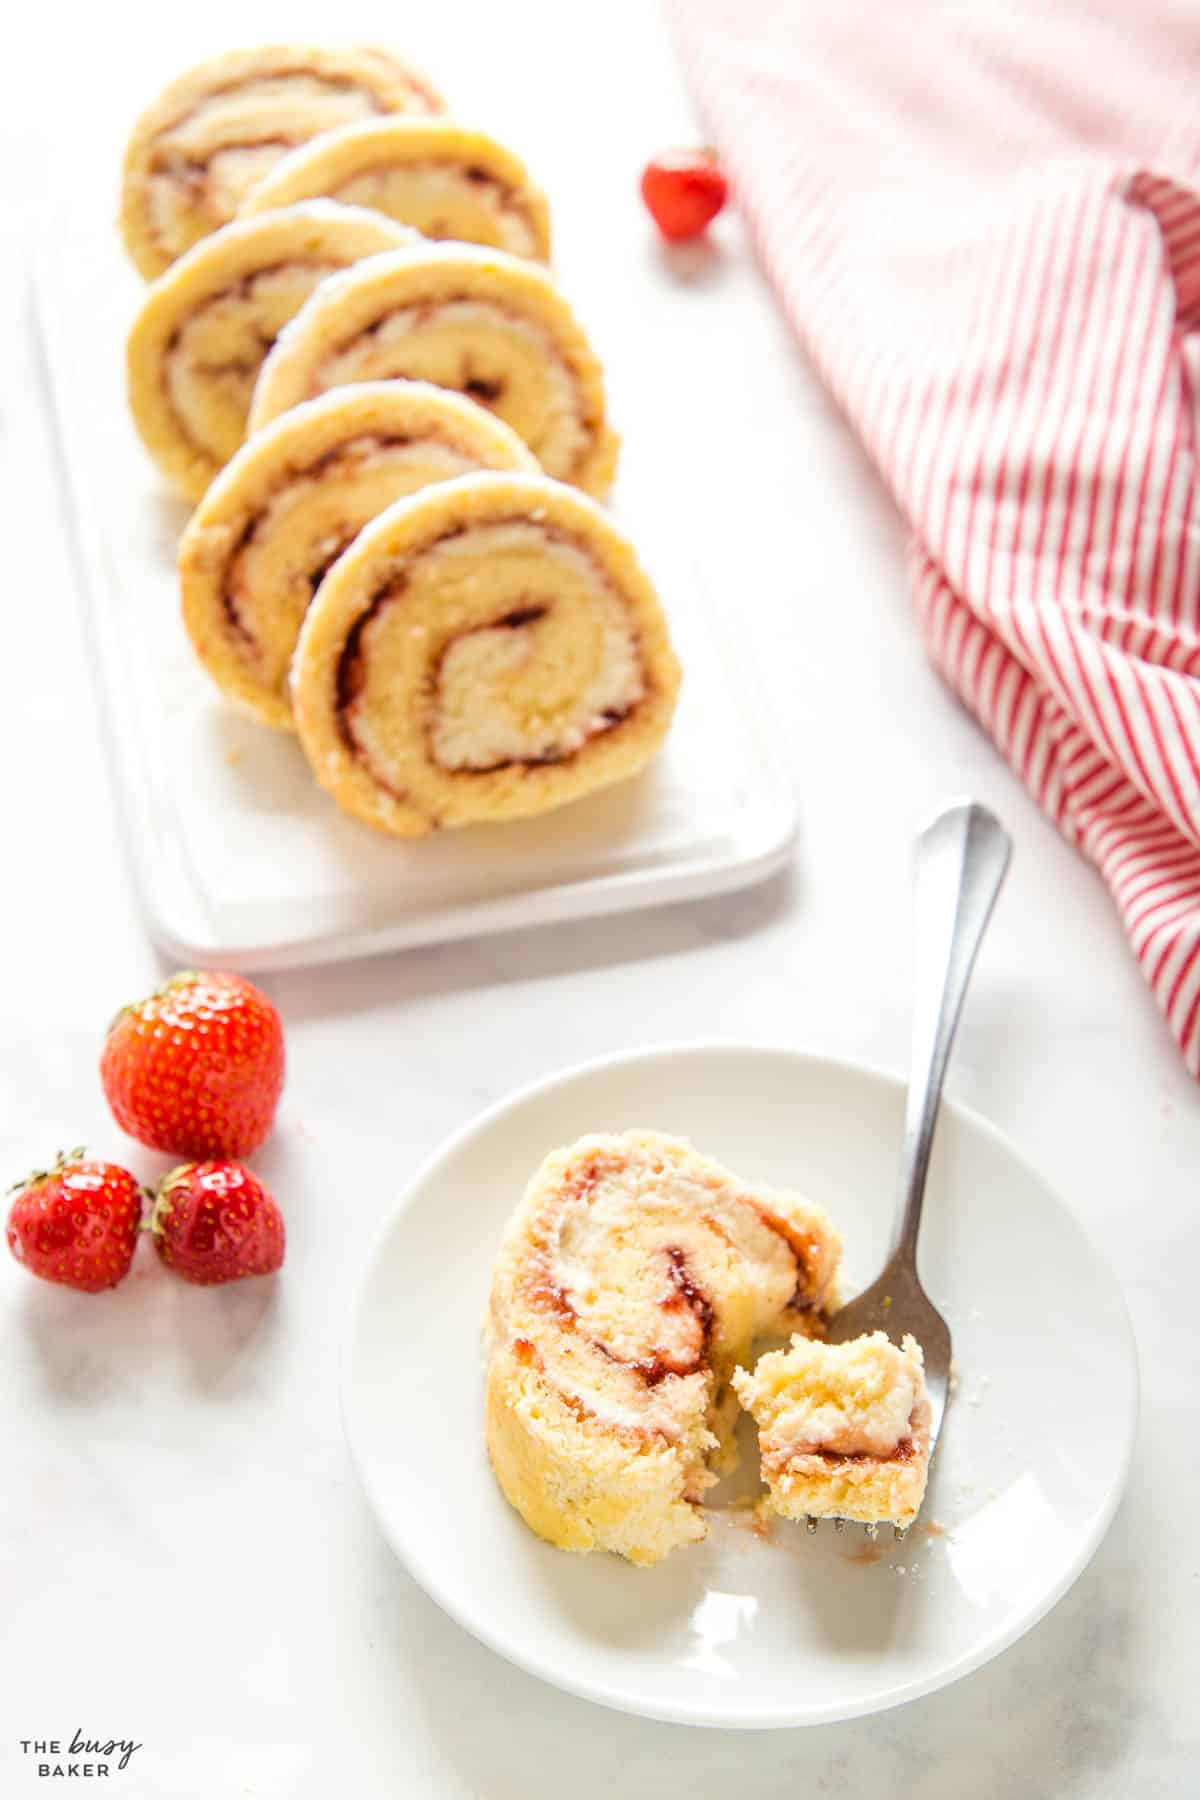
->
[[751, 1499, 777, 1542], [226, 747, 244, 767], [844, 1543, 883, 1568], [919, 1519, 947, 1539], [723, 1496, 778, 1542]]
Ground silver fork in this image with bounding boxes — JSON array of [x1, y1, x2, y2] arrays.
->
[[819, 800, 1011, 1536]]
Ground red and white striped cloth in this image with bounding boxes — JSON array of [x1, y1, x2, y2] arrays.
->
[[666, 0, 1200, 1076]]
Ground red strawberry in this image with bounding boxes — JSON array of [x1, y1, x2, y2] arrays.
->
[[640, 149, 729, 242], [6, 1151, 144, 1293], [151, 1161, 285, 1286], [101, 971, 285, 1161]]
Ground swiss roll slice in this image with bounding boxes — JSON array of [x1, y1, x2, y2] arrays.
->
[[291, 472, 681, 836], [126, 201, 414, 500]]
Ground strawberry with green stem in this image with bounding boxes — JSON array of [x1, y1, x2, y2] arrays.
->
[[152, 1161, 285, 1286], [6, 1150, 146, 1292]]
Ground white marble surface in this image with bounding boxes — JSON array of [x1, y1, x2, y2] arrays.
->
[[3, 2, 1197, 1794]]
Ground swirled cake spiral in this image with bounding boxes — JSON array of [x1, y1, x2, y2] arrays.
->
[[290, 471, 680, 836], [485, 1130, 842, 1566]]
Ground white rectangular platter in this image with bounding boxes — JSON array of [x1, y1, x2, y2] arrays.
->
[[32, 194, 796, 972]]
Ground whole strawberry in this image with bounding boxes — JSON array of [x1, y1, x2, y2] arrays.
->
[[101, 971, 285, 1161], [152, 1161, 285, 1286], [6, 1151, 144, 1293], [640, 149, 729, 242]]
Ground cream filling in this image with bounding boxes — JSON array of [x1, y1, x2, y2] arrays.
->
[[431, 552, 642, 771], [529, 1355, 706, 1451], [550, 1171, 795, 1370], [738, 1332, 924, 1459], [165, 260, 340, 464], [315, 301, 589, 478], [332, 163, 539, 257], [149, 146, 287, 254]]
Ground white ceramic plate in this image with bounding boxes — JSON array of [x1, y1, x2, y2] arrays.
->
[[344, 1045, 1138, 1729]]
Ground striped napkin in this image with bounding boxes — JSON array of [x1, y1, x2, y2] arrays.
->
[[666, 0, 1200, 1077]]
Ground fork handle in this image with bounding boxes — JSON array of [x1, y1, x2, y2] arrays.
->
[[892, 801, 1011, 1263]]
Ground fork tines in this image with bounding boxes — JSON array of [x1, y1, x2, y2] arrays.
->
[[801, 1517, 908, 1539]]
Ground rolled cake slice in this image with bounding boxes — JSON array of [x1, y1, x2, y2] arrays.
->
[[239, 118, 551, 262], [120, 45, 442, 279], [127, 202, 414, 502], [178, 383, 538, 728], [291, 471, 680, 835], [486, 1130, 842, 1566], [248, 243, 617, 495], [733, 1331, 932, 1529]]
